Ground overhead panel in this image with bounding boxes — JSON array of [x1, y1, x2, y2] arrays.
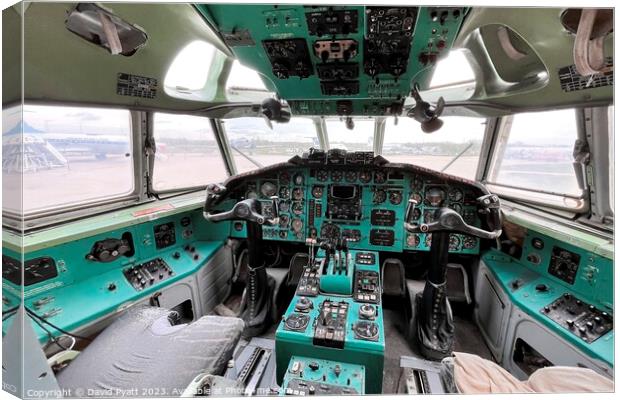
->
[[196, 5, 468, 116]]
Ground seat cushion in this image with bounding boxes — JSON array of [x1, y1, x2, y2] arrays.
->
[[528, 366, 613, 393], [451, 352, 613, 394], [57, 306, 244, 397], [452, 352, 533, 393]]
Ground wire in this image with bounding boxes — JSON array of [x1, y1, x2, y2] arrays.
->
[[25, 307, 92, 342], [28, 313, 69, 351]]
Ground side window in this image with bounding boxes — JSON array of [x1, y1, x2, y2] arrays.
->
[[152, 113, 228, 191], [4, 105, 134, 213], [487, 109, 581, 198]]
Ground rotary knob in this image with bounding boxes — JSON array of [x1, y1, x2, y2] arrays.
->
[[295, 297, 313, 313], [359, 304, 376, 320]]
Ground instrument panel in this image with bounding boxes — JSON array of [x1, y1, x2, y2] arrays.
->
[[228, 153, 482, 255]]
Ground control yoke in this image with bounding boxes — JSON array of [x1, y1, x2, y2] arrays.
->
[[203, 183, 279, 226], [404, 193, 502, 240]]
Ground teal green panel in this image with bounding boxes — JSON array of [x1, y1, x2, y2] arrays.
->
[[227, 168, 480, 255], [275, 250, 384, 394], [519, 230, 613, 309], [2, 210, 228, 343], [280, 356, 366, 395], [482, 248, 613, 368], [197, 5, 467, 115]]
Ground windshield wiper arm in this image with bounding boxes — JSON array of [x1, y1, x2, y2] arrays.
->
[[231, 145, 264, 169], [440, 141, 474, 173]]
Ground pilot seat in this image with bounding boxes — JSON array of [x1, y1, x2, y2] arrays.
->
[[56, 306, 245, 397]]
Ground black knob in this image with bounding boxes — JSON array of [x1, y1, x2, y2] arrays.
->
[[535, 284, 548, 292], [172, 252, 181, 259], [159, 273, 164, 279], [140, 279, 146, 286], [566, 319, 574, 328], [193, 254, 199, 261], [543, 306, 550, 313], [309, 362, 319, 371], [108, 283, 117, 291], [189, 246, 196, 253], [578, 326, 587, 335], [563, 293, 570, 299], [586, 321, 594, 330], [594, 316, 602, 324]]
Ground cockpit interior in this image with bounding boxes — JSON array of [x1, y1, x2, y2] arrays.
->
[[1, 2, 615, 397]]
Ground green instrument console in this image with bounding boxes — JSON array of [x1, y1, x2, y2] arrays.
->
[[275, 250, 384, 394], [482, 228, 614, 368], [280, 356, 365, 395]]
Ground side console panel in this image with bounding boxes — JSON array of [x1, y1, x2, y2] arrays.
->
[[2, 209, 230, 343], [475, 232, 613, 377]]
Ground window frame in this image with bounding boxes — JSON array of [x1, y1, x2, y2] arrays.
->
[[147, 112, 232, 195], [2, 104, 145, 231], [482, 109, 589, 213]]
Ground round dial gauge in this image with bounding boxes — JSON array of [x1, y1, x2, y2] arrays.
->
[[389, 190, 403, 205], [359, 171, 372, 183], [353, 321, 379, 341], [293, 173, 304, 186], [463, 209, 476, 225], [449, 234, 461, 251], [448, 188, 464, 202], [425, 234, 433, 248], [292, 201, 304, 215], [279, 171, 290, 185], [279, 186, 290, 199], [425, 187, 446, 207], [374, 171, 387, 184], [292, 187, 304, 200], [411, 177, 424, 191], [316, 169, 329, 182], [373, 189, 387, 204], [406, 234, 420, 248], [463, 235, 477, 249], [320, 223, 340, 240], [410, 192, 423, 205], [245, 189, 258, 199], [424, 210, 435, 223], [279, 215, 290, 228], [260, 181, 277, 198], [311, 185, 324, 198], [330, 170, 343, 182], [279, 200, 290, 213], [450, 203, 463, 213], [409, 208, 422, 222], [345, 170, 357, 182], [291, 218, 304, 233], [261, 203, 274, 218]]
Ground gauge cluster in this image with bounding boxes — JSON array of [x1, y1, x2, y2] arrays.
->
[[229, 166, 480, 254]]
